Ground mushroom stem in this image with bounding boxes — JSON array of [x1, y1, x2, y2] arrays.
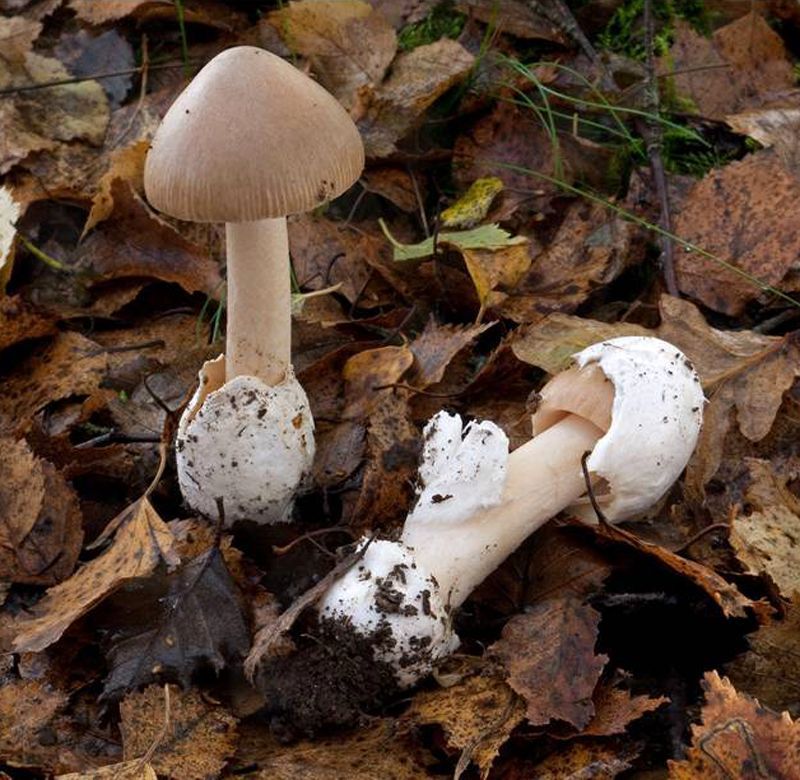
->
[[401, 414, 603, 609], [225, 218, 290, 385]]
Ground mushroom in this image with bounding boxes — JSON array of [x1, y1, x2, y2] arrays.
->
[[318, 336, 704, 686], [144, 46, 364, 524]]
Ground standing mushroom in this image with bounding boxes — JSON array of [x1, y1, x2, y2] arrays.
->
[[144, 47, 364, 524], [317, 336, 704, 687]]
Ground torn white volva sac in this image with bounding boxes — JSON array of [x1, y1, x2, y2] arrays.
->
[[176, 355, 314, 526], [319, 336, 705, 687]]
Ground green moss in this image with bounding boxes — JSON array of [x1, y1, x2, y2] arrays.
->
[[397, 2, 466, 51], [598, 0, 710, 61]]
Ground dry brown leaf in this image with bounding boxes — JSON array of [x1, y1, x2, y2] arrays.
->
[[83, 140, 148, 234], [342, 344, 414, 418], [67, 0, 162, 23], [0, 332, 108, 436], [583, 681, 668, 736], [498, 201, 637, 324], [0, 16, 42, 63], [362, 166, 420, 211], [359, 38, 475, 157], [729, 459, 800, 595], [57, 761, 158, 780], [462, 241, 531, 317], [270, 0, 396, 110], [408, 318, 493, 388], [0, 295, 56, 351], [11, 497, 179, 653], [456, 0, 567, 42], [235, 718, 435, 779], [79, 180, 222, 295], [726, 99, 800, 176], [0, 48, 109, 175], [726, 599, 800, 716], [490, 595, 608, 729], [523, 741, 637, 779], [0, 437, 82, 585], [0, 678, 67, 767], [660, 13, 794, 121], [673, 150, 800, 315], [405, 672, 525, 779], [668, 671, 800, 778], [120, 685, 238, 780]]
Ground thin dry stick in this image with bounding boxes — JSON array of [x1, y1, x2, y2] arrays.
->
[[137, 683, 172, 769], [639, 0, 679, 296]]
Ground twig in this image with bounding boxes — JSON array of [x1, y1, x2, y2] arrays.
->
[[672, 523, 730, 555], [272, 526, 355, 555], [137, 684, 172, 769], [580, 450, 611, 527]]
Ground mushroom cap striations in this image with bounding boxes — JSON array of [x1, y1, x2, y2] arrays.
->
[[532, 336, 704, 521], [318, 540, 459, 688], [144, 46, 365, 223], [176, 355, 315, 525]]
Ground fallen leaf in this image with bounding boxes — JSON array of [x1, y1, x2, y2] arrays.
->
[[270, 0, 396, 110], [103, 546, 249, 700], [726, 100, 800, 176], [668, 671, 800, 778], [0, 295, 56, 351], [673, 150, 800, 315], [660, 13, 794, 121], [490, 595, 608, 729], [67, 0, 166, 24], [83, 140, 149, 235], [463, 242, 532, 317], [235, 718, 436, 779], [57, 761, 158, 780], [456, 0, 567, 41], [0, 48, 110, 175], [0, 679, 67, 767], [0, 437, 82, 585], [0, 332, 108, 436], [729, 459, 800, 596], [79, 180, 222, 295], [120, 685, 238, 780], [0, 16, 42, 63], [362, 166, 422, 212], [405, 672, 525, 779], [11, 497, 179, 653], [358, 38, 475, 157], [583, 680, 668, 736], [384, 221, 527, 261], [726, 599, 800, 716], [408, 318, 493, 388], [522, 741, 637, 779], [498, 201, 639, 324], [342, 344, 414, 418], [53, 28, 135, 108], [440, 177, 504, 229]]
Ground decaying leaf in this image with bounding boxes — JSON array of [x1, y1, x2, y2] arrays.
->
[[456, 0, 567, 42], [235, 718, 436, 779], [57, 761, 158, 780], [67, 0, 165, 24], [79, 180, 222, 295], [440, 177, 504, 229], [729, 459, 800, 596], [0, 332, 108, 435], [103, 546, 249, 700], [11, 497, 179, 653], [583, 680, 668, 736], [342, 344, 414, 418], [673, 150, 800, 315], [524, 740, 638, 779], [660, 13, 794, 121], [0, 678, 67, 767], [0, 295, 56, 351], [405, 672, 525, 779], [668, 671, 800, 778], [120, 685, 238, 780], [490, 595, 608, 729], [270, 0, 396, 110], [727, 101, 800, 176], [0, 437, 82, 585], [726, 599, 800, 716], [462, 241, 532, 318], [358, 38, 475, 157]]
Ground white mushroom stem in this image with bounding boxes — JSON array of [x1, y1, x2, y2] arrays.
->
[[401, 415, 603, 608], [225, 218, 290, 385]]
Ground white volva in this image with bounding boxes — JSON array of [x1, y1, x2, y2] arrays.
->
[[319, 336, 705, 686]]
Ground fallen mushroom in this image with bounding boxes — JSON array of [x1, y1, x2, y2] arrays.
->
[[144, 47, 364, 524], [317, 336, 705, 687]]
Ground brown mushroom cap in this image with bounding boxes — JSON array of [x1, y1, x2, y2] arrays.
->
[[144, 46, 365, 223]]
